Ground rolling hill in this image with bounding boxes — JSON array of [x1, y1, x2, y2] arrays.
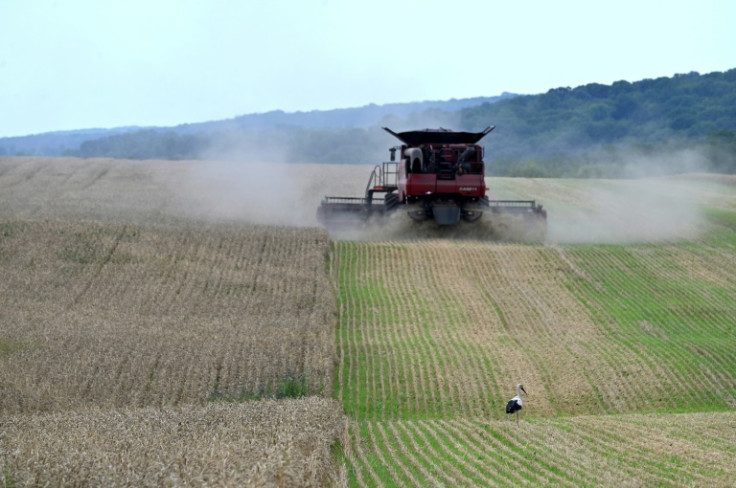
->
[[1, 156, 735, 486]]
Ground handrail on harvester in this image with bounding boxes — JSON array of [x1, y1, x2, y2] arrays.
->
[[364, 165, 382, 197], [365, 162, 398, 197]]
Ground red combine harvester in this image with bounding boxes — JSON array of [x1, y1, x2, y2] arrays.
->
[[317, 126, 547, 239]]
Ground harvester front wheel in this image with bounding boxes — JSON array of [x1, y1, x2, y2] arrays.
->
[[462, 210, 483, 222]]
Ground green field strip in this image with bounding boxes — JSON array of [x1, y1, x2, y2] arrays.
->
[[435, 420, 536, 486], [393, 420, 461, 486], [356, 421, 391, 488], [337, 242, 449, 420], [408, 420, 483, 486], [415, 421, 494, 486], [414, 244, 469, 418], [374, 422, 427, 487], [476, 420, 602, 486], [374, 293, 401, 421], [333, 244, 353, 412], [362, 279, 382, 420], [388, 315, 428, 419], [392, 260, 439, 418], [395, 251, 450, 419], [568, 246, 692, 410], [337, 244, 366, 419], [387, 421, 448, 486], [561, 418, 703, 486], [364, 422, 413, 487], [333, 233, 736, 487], [372, 253, 403, 421], [559, 246, 710, 411], [563, 243, 736, 412], [411, 277, 481, 417], [337, 241, 492, 421], [383, 264, 443, 420]]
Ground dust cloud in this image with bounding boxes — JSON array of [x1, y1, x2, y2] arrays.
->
[[545, 181, 705, 244], [173, 161, 316, 226], [542, 147, 714, 244], [170, 162, 708, 244], [327, 211, 546, 242], [168, 138, 374, 227], [162, 141, 714, 245]]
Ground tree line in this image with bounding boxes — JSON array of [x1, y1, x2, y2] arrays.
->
[[60, 69, 736, 176]]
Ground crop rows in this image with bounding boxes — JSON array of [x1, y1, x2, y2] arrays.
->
[[334, 239, 736, 419], [3, 158, 736, 486], [341, 411, 736, 487], [332, 236, 736, 486], [560, 241, 736, 412], [0, 219, 336, 413], [0, 218, 347, 485]]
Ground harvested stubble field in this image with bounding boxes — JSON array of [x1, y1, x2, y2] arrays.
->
[[333, 237, 736, 486], [2, 156, 736, 487]]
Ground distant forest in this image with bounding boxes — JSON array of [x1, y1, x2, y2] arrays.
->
[[2, 69, 735, 177]]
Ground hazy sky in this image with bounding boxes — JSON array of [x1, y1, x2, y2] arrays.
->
[[1, 0, 734, 137]]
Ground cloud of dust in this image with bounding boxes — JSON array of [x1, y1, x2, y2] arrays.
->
[[546, 147, 713, 244], [331, 147, 713, 244], [174, 161, 322, 226], [547, 183, 705, 244], [165, 135, 323, 227], [162, 132, 712, 244], [326, 209, 543, 242]]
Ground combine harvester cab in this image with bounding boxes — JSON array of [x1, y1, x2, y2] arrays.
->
[[317, 126, 547, 240]]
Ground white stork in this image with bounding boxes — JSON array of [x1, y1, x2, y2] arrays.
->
[[505, 383, 527, 425]]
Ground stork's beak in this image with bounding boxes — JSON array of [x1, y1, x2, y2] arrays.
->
[[521, 386, 527, 395]]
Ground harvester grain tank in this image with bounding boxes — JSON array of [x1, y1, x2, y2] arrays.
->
[[317, 126, 547, 238]]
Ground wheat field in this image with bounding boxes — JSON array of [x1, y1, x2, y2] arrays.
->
[[2, 156, 736, 486], [1, 398, 344, 486], [0, 157, 347, 485]]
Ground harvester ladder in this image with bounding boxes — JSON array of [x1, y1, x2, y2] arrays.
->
[[365, 162, 398, 198]]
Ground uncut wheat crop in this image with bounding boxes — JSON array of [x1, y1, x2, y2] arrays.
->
[[1, 397, 345, 487], [0, 219, 337, 412], [0, 156, 352, 486]]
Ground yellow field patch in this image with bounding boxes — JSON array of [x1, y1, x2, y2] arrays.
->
[[1, 398, 345, 487], [0, 220, 336, 413]]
